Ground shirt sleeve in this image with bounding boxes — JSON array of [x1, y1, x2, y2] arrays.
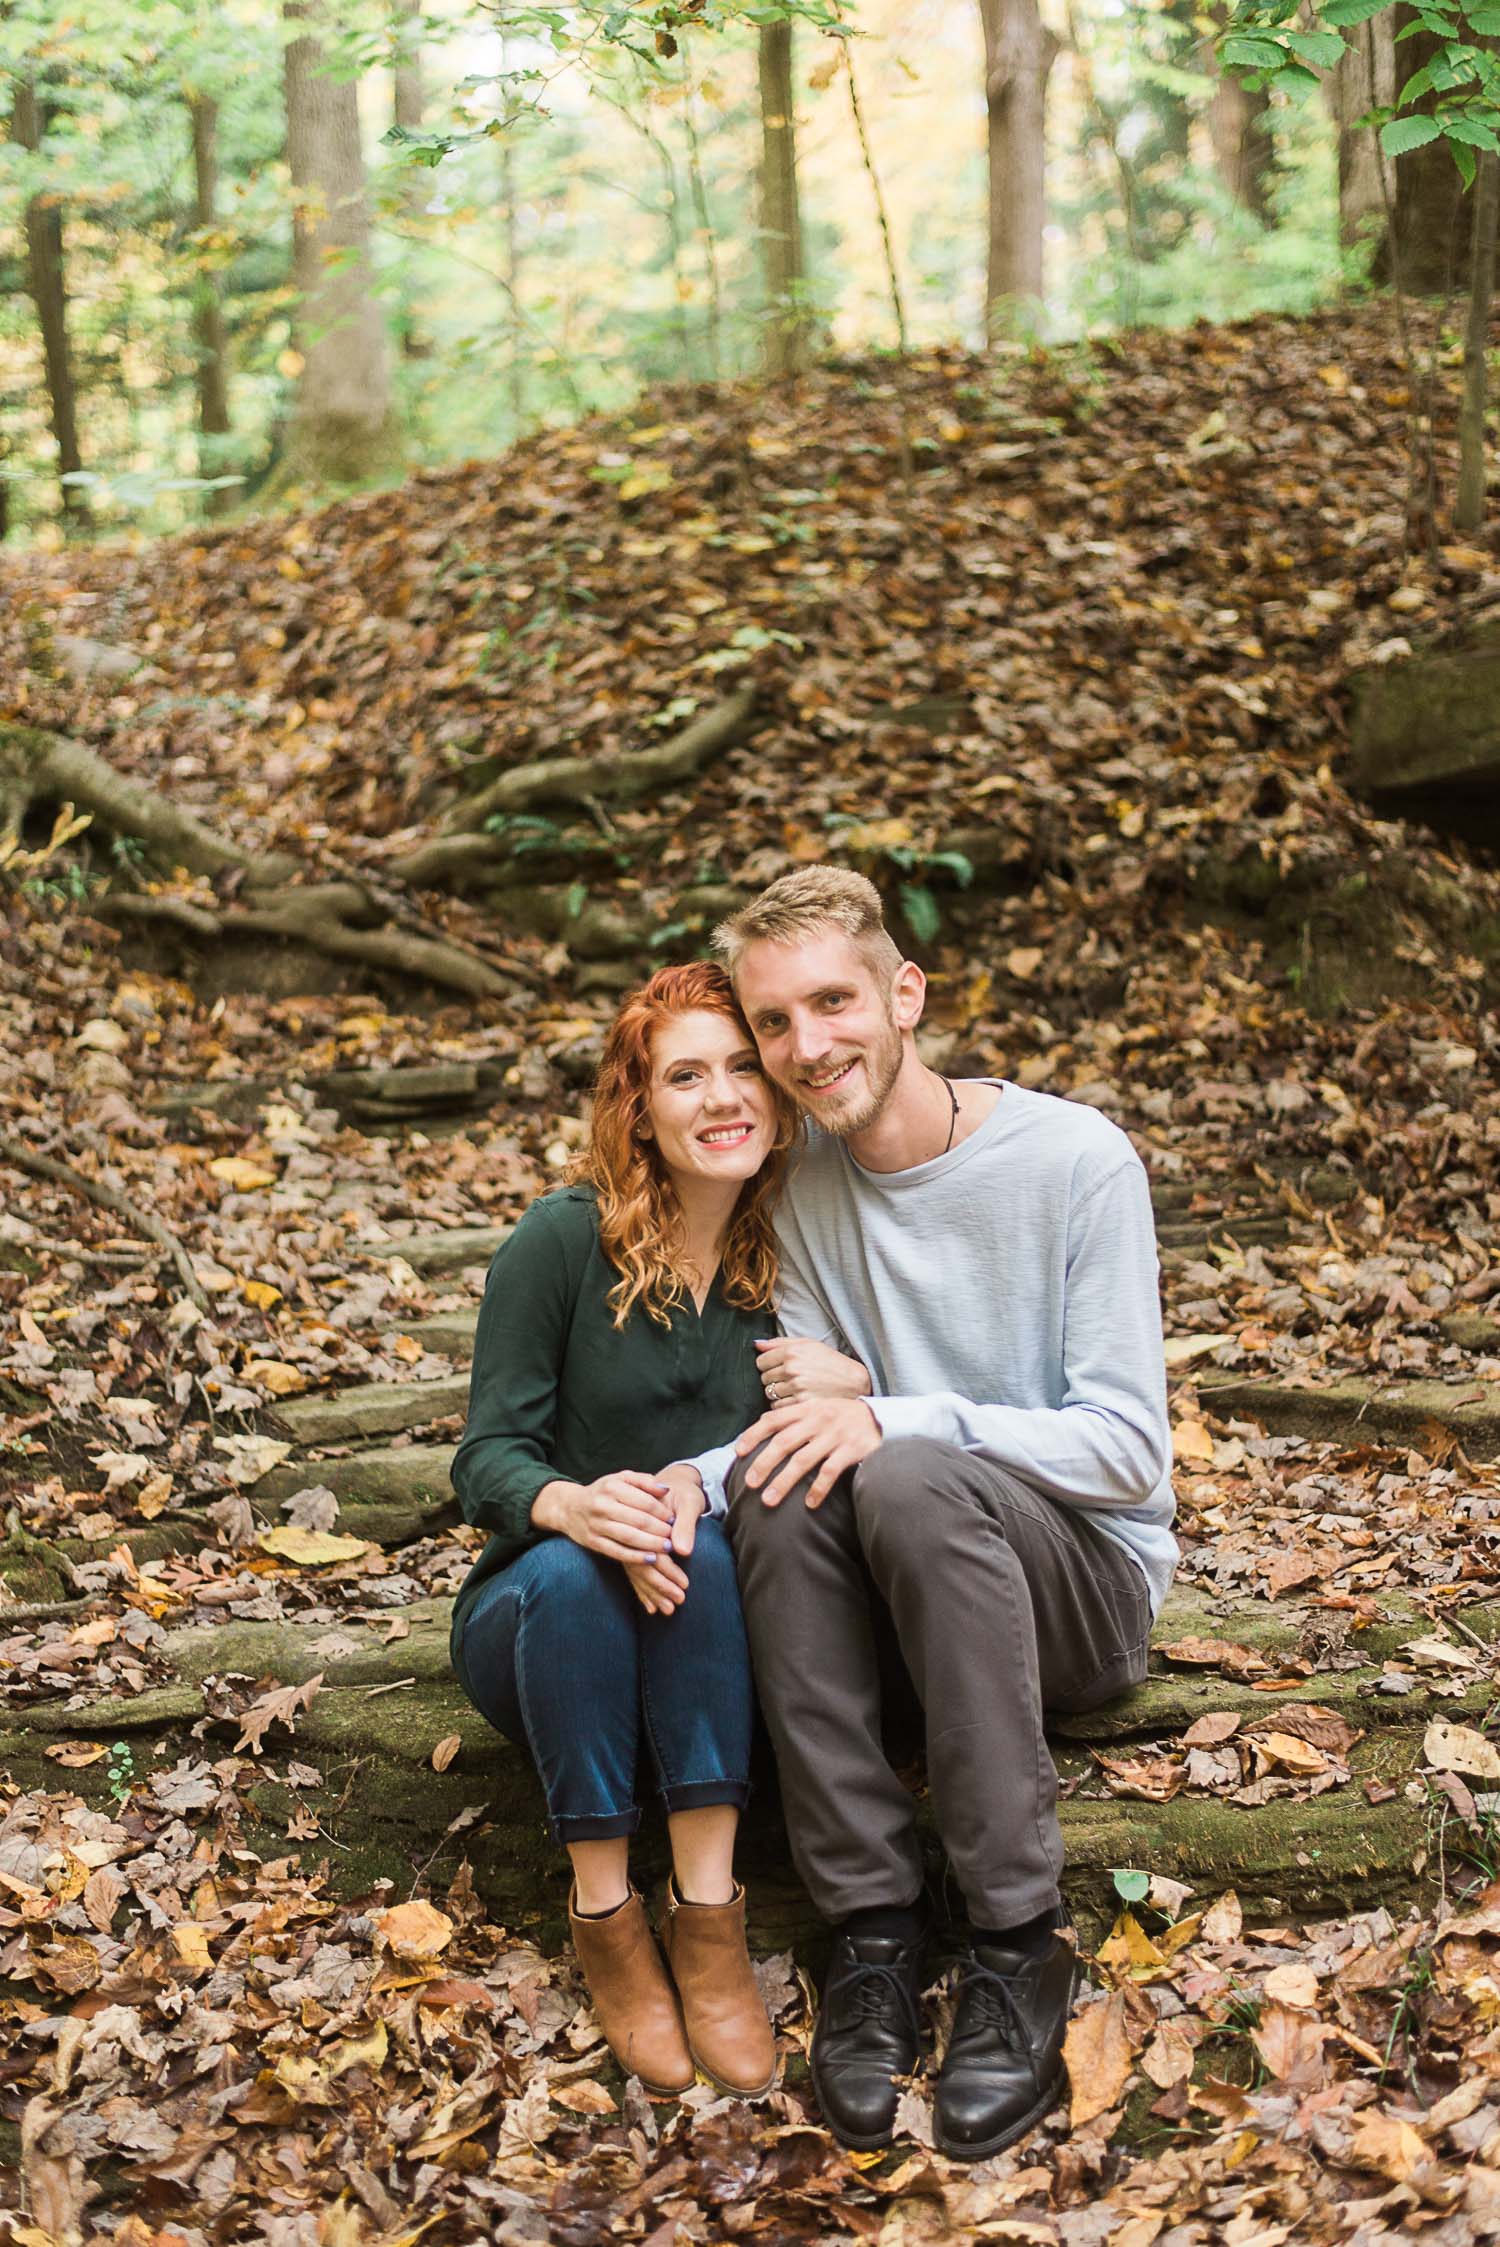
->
[[450, 1201, 581, 1544], [672, 1204, 858, 1508], [867, 1158, 1171, 1510]]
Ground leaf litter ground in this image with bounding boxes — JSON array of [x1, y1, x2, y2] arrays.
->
[[1, 305, 1500, 2240]]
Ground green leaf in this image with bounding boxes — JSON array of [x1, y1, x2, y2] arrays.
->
[[1453, 137, 1478, 181], [1221, 33, 1289, 66], [565, 881, 588, 920], [1469, 4, 1500, 28], [1112, 1867, 1151, 1904], [1398, 64, 1437, 103], [1382, 113, 1444, 153], [1273, 61, 1324, 88], [926, 850, 976, 888], [1320, 0, 1391, 22], [1286, 28, 1346, 64], [898, 883, 941, 945], [1443, 115, 1500, 148]]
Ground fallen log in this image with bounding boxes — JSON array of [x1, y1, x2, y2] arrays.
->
[[0, 722, 280, 883]]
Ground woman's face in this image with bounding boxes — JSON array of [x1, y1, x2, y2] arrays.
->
[[643, 1008, 776, 1194]]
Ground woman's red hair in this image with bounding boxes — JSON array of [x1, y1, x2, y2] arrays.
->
[[571, 962, 798, 1328]]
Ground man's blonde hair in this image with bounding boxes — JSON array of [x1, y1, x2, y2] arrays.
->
[[714, 866, 905, 991]]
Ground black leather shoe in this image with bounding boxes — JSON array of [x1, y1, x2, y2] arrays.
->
[[810, 1931, 927, 2151], [933, 1932, 1078, 2162]]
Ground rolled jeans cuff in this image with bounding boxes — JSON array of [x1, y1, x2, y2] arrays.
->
[[659, 1778, 751, 1817], [552, 1806, 642, 1844]]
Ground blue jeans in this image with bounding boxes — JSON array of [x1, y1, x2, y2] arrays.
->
[[453, 1518, 754, 1844]]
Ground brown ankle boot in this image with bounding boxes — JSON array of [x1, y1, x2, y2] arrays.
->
[[569, 1886, 694, 2096], [660, 1878, 777, 2098]]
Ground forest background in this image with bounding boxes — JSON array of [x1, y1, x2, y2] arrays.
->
[[0, 0, 1446, 542]]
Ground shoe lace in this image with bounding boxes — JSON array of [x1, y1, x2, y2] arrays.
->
[[952, 1956, 1031, 2053], [839, 1958, 922, 2040]]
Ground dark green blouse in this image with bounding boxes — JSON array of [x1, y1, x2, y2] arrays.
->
[[449, 1185, 775, 1659]]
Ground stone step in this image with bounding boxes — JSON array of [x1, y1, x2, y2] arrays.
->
[[150, 1061, 503, 1130], [6, 1583, 1483, 1943], [268, 1374, 471, 1447], [366, 1225, 512, 1277], [255, 1444, 459, 1545], [1193, 1371, 1500, 1458]]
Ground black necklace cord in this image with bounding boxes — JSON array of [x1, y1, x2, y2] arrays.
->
[[940, 1074, 960, 1155]]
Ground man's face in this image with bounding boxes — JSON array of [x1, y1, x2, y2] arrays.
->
[[735, 929, 905, 1138]]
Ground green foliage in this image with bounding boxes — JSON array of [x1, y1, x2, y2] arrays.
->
[[1112, 1867, 1151, 1904]]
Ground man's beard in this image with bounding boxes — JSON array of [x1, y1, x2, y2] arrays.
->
[[790, 1019, 903, 1139]]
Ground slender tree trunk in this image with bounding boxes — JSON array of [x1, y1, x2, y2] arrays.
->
[[283, 0, 399, 485], [1208, 11, 1273, 221], [681, 36, 723, 383], [392, 0, 428, 359], [758, 21, 809, 375], [1387, 9, 1470, 293], [1457, 153, 1499, 531], [1330, 14, 1394, 259], [9, 75, 87, 524], [843, 42, 907, 352], [189, 95, 233, 510], [977, 0, 1058, 338]]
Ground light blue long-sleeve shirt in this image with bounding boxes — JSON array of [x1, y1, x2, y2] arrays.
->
[[691, 1081, 1179, 1617]]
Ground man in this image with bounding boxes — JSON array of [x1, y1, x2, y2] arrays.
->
[[683, 867, 1176, 2162]]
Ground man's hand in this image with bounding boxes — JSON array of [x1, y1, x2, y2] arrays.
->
[[736, 1397, 881, 1509], [624, 1464, 707, 1615], [756, 1336, 872, 1405]]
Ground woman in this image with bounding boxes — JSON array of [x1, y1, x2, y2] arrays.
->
[[449, 962, 798, 2100]]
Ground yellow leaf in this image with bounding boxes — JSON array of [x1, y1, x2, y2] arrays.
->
[[171, 1922, 213, 1970], [327, 2018, 389, 2078], [257, 1526, 372, 1566], [373, 1899, 454, 1957], [136, 1473, 173, 1519], [208, 1157, 277, 1191], [243, 1280, 284, 1311], [242, 1360, 309, 1397], [1172, 1417, 1215, 1464], [840, 818, 914, 852]]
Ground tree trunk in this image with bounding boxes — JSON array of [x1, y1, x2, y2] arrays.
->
[[1457, 153, 1499, 532], [757, 21, 808, 376], [283, 0, 400, 484], [189, 95, 233, 510], [1331, 14, 1395, 259], [1208, 14, 1273, 221], [1387, 10, 1470, 294], [977, 0, 1058, 337], [391, 0, 428, 359], [9, 75, 87, 524]]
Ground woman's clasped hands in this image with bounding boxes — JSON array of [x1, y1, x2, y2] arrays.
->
[[532, 1463, 707, 1617]]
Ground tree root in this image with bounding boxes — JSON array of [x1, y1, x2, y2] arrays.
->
[[0, 1133, 212, 1311], [0, 722, 288, 883], [440, 688, 759, 834]]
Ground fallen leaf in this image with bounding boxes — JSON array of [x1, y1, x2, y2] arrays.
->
[[1063, 1990, 1140, 2126], [1182, 1711, 1241, 1748], [551, 2080, 617, 2114], [208, 1156, 278, 1191], [257, 1526, 372, 1566], [373, 1899, 455, 1957], [1251, 2002, 1328, 2089], [1263, 1962, 1319, 2008], [1200, 1891, 1243, 1943], [1425, 1720, 1500, 1781], [242, 1360, 310, 1397], [233, 1674, 324, 1754], [1349, 2109, 1430, 2183], [431, 1734, 461, 1772]]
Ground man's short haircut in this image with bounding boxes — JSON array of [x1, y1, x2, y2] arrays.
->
[[713, 866, 905, 991]]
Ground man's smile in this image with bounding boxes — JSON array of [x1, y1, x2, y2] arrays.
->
[[799, 1058, 859, 1094]]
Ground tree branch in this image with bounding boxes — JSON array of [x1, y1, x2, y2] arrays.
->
[[0, 1134, 211, 1311]]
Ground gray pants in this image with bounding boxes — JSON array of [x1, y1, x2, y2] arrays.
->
[[728, 1435, 1152, 1927]]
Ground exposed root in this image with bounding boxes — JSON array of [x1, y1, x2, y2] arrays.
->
[[440, 688, 759, 834], [0, 1133, 212, 1312]]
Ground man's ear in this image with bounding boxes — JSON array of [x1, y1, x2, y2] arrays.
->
[[892, 960, 926, 1030]]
